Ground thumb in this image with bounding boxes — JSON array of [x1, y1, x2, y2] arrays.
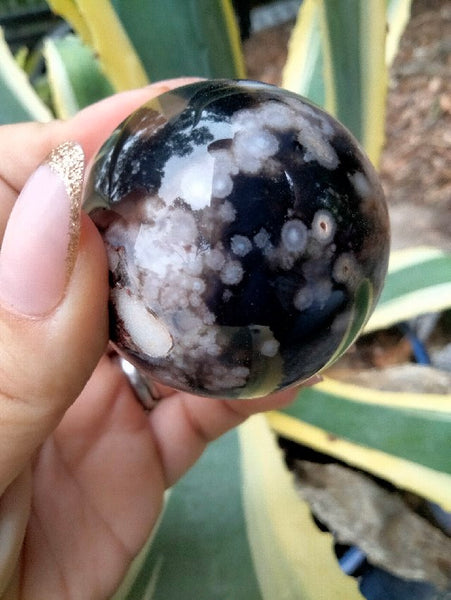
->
[[0, 142, 108, 494]]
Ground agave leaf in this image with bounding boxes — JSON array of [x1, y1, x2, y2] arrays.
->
[[320, 0, 387, 164], [268, 378, 451, 510], [283, 0, 413, 166], [43, 35, 114, 118], [386, 0, 413, 66], [282, 0, 325, 107], [219, 0, 246, 77], [268, 245, 451, 510], [365, 247, 451, 333], [46, 0, 92, 44], [276, 377, 451, 472], [111, 0, 245, 81], [239, 415, 364, 600], [113, 429, 263, 600], [114, 421, 363, 599], [0, 27, 52, 124], [46, 0, 149, 91]]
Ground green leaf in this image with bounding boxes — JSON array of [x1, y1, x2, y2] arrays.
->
[[268, 379, 451, 510], [365, 247, 451, 333], [46, 0, 149, 90], [269, 246, 451, 509], [113, 429, 263, 600], [276, 381, 451, 474], [239, 416, 364, 600], [320, 0, 387, 164], [323, 278, 374, 370], [43, 34, 114, 118], [283, 0, 413, 166], [0, 26, 52, 124], [386, 0, 413, 66], [111, 0, 245, 80], [114, 419, 362, 599], [282, 0, 325, 107]]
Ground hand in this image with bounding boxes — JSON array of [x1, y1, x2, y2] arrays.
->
[[0, 79, 317, 600]]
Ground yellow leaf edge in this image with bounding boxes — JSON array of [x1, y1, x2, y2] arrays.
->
[[387, 246, 446, 273], [386, 0, 413, 66], [267, 412, 451, 511], [42, 38, 78, 119], [220, 0, 247, 79], [315, 377, 451, 413], [47, 0, 149, 91], [0, 27, 52, 122], [282, 0, 320, 94], [359, 0, 387, 166], [364, 246, 451, 333], [46, 0, 92, 45], [239, 415, 364, 600], [365, 281, 451, 334]]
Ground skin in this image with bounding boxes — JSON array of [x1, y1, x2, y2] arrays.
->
[[0, 79, 315, 600]]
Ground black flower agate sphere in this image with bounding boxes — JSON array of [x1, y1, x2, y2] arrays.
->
[[85, 79, 390, 399]]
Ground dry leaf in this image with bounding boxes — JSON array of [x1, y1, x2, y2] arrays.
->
[[293, 461, 451, 589]]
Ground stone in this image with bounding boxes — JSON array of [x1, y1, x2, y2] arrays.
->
[[84, 79, 390, 398]]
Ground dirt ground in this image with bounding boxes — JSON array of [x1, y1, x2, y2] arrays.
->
[[243, 0, 451, 252]]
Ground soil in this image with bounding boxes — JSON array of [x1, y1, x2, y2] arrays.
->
[[243, 0, 451, 252]]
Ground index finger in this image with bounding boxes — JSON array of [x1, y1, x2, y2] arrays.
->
[[67, 77, 201, 162], [0, 78, 199, 232]]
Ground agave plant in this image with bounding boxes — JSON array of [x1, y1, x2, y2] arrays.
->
[[0, 1, 449, 598]]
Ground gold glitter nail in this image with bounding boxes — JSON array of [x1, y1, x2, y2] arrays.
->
[[44, 141, 85, 274]]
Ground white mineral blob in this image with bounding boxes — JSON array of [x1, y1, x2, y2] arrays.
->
[[191, 278, 206, 295], [220, 259, 244, 285], [233, 129, 279, 174], [159, 284, 190, 310], [249, 325, 280, 358], [257, 101, 296, 130], [159, 149, 215, 210], [173, 308, 203, 333], [260, 338, 280, 357], [333, 253, 361, 289], [253, 228, 272, 251], [293, 285, 314, 311], [217, 200, 236, 223], [134, 207, 199, 278], [231, 234, 252, 257], [211, 148, 239, 199], [297, 118, 339, 169], [311, 209, 336, 244], [203, 363, 250, 392], [348, 171, 371, 199], [114, 289, 173, 358], [205, 247, 226, 271], [281, 219, 308, 254], [222, 289, 233, 302]]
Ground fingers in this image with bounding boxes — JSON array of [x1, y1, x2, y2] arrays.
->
[[67, 77, 201, 161], [0, 78, 197, 491], [148, 383, 311, 488], [0, 144, 108, 493], [0, 78, 199, 214]]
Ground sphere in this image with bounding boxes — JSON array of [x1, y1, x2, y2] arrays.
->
[[85, 79, 390, 399]]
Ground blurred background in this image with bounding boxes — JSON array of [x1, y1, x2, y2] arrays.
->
[[0, 1, 449, 599]]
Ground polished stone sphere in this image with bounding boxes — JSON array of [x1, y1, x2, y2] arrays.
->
[[85, 79, 390, 398]]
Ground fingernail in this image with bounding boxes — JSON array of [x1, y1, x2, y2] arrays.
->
[[0, 142, 85, 316]]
